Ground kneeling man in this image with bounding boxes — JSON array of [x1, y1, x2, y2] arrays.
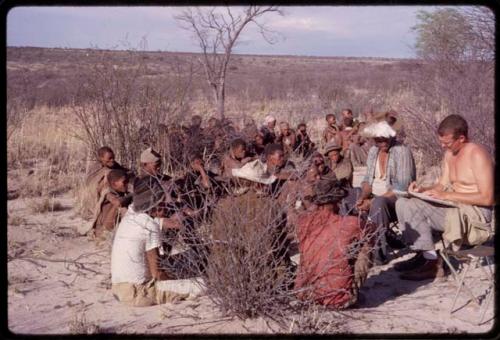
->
[[111, 176, 188, 306]]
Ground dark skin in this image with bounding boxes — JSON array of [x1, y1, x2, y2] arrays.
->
[[190, 158, 210, 189], [266, 150, 295, 180], [145, 206, 171, 280], [356, 137, 395, 211], [99, 151, 116, 168], [142, 160, 162, 177]]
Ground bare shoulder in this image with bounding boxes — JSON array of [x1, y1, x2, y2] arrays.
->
[[465, 143, 492, 161]]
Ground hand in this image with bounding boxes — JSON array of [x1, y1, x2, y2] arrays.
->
[[241, 157, 253, 164], [356, 198, 371, 212], [191, 160, 204, 173], [408, 181, 419, 193], [161, 216, 182, 230], [426, 189, 448, 200], [158, 270, 171, 281]]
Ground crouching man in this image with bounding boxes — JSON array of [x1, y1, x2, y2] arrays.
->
[[111, 176, 188, 307], [295, 178, 371, 309]]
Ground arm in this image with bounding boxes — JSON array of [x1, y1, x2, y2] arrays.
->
[[146, 248, 169, 280], [412, 156, 449, 193], [429, 147, 494, 206]]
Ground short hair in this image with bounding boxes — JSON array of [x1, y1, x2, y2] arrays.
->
[[386, 115, 397, 126], [231, 138, 247, 150], [325, 113, 336, 120], [437, 114, 468, 139], [264, 143, 284, 158], [107, 169, 127, 184], [342, 109, 352, 115], [98, 146, 114, 158], [297, 123, 306, 129], [279, 121, 289, 128]]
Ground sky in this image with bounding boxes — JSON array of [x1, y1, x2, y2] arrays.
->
[[6, 5, 448, 58]]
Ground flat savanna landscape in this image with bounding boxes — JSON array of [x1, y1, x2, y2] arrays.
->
[[6, 47, 495, 335]]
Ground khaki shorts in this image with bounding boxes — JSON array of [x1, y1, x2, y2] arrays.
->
[[112, 279, 189, 307]]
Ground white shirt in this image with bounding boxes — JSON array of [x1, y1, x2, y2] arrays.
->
[[111, 206, 161, 284]]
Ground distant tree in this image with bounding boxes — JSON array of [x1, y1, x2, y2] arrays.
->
[[413, 7, 494, 65], [175, 6, 283, 119], [402, 6, 495, 165]]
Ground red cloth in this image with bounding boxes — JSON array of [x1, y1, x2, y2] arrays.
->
[[295, 209, 362, 308]]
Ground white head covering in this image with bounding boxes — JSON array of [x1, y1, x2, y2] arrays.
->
[[361, 121, 396, 138], [264, 115, 276, 124], [232, 159, 277, 185], [140, 147, 161, 163]]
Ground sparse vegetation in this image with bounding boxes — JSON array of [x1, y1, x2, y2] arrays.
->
[[28, 198, 64, 214], [68, 311, 100, 334], [6, 6, 495, 330]]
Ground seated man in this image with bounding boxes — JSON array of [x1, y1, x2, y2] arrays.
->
[[395, 114, 494, 280], [260, 115, 277, 145], [263, 143, 297, 199], [79, 146, 129, 229], [276, 121, 296, 156], [221, 138, 254, 178], [138, 147, 171, 183], [349, 121, 369, 167], [310, 151, 329, 176], [340, 120, 416, 264], [322, 113, 342, 147], [295, 178, 371, 309], [338, 108, 354, 131], [323, 140, 353, 187], [111, 176, 188, 307], [89, 169, 133, 239], [294, 122, 315, 158], [247, 131, 266, 158]]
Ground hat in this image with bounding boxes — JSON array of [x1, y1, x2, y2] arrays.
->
[[323, 140, 342, 155], [132, 176, 166, 213], [140, 147, 161, 163], [312, 178, 347, 205], [231, 159, 277, 185], [264, 115, 276, 124], [360, 120, 396, 138]]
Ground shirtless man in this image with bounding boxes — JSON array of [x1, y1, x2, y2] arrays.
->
[[221, 138, 254, 178], [276, 122, 297, 156], [338, 108, 353, 130], [395, 114, 494, 280], [322, 113, 342, 147]]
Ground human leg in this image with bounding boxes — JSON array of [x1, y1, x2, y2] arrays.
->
[[339, 187, 362, 216], [368, 195, 398, 264], [395, 198, 449, 280]]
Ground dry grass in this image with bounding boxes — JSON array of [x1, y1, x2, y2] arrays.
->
[[8, 214, 27, 226], [68, 311, 100, 334], [28, 198, 64, 214]]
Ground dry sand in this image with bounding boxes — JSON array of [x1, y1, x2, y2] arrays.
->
[[7, 167, 495, 335]]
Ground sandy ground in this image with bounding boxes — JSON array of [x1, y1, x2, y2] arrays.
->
[[7, 167, 495, 335]]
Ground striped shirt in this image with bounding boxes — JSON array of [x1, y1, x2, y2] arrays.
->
[[362, 141, 416, 192]]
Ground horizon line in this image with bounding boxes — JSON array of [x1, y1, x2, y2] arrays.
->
[[6, 45, 418, 62]]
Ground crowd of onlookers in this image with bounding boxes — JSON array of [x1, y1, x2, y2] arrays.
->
[[80, 109, 493, 309]]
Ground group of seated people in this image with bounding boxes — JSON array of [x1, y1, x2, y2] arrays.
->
[[81, 110, 494, 309]]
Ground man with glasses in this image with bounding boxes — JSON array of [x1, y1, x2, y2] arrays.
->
[[395, 114, 494, 281]]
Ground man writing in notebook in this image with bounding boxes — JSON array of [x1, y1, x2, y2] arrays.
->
[[394, 114, 494, 281]]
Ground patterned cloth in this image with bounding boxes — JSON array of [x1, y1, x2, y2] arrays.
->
[[362, 141, 416, 192]]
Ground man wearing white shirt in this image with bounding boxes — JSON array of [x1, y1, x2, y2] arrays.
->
[[111, 176, 188, 307]]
